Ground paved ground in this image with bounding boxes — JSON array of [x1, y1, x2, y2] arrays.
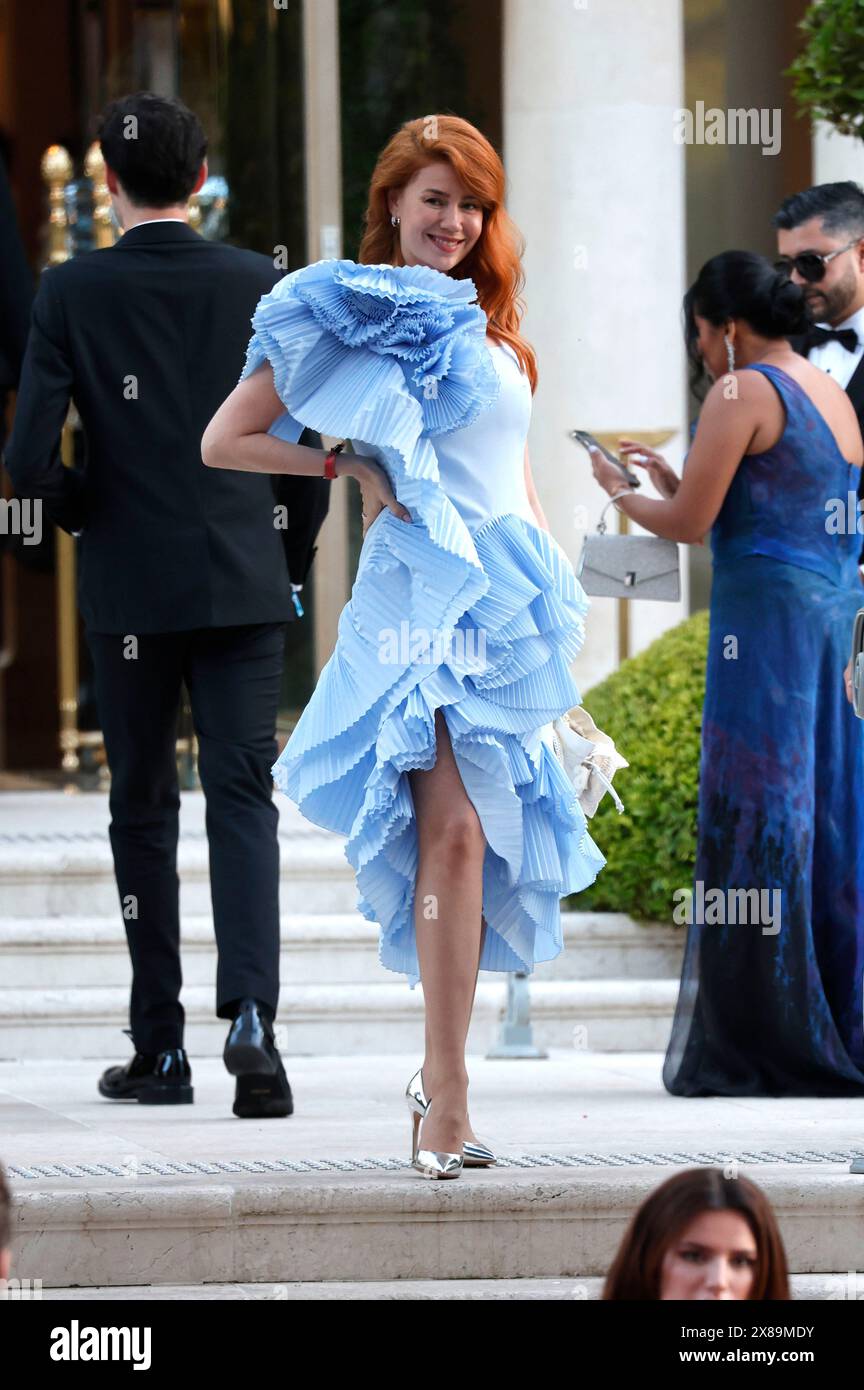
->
[[2, 1050, 861, 1178]]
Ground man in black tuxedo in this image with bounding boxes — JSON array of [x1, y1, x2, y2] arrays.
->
[[3, 93, 331, 1117], [774, 181, 864, 570]]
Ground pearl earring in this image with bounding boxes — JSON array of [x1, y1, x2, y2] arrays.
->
[[391, 214, 400, 227], [724, 334, 735, 372]]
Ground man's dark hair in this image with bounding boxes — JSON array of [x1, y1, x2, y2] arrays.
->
[[96, 92, 207, 208], [0, 1161, 10, 1252], [772, 180, 864, 238]]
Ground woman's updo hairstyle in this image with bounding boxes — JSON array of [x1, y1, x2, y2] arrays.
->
[[683, 250, 808, 394]]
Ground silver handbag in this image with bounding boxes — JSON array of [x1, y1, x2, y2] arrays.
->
[[577, 496, 681, 601]]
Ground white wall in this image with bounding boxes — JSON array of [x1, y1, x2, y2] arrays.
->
[[502, 0, 690, 693], [812, 122, 864, 185]]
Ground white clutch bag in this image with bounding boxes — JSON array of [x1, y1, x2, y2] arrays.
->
[[551, 706, 629, 817]]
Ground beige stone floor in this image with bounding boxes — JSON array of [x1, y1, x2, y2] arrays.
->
[[2, 1049, 861, 1175]]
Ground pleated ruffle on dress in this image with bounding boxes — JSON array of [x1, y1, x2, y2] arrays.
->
[[240, 258, 606, 987]]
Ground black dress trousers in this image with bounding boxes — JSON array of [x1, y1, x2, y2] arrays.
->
[[85, 621, 289, 1054]]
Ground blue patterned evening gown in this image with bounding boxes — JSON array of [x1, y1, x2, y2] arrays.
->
[[239, 260, 606, 989], [663, 363, 864, 1097]]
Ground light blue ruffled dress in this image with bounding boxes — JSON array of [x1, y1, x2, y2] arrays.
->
[[240, 259, 606, 988]]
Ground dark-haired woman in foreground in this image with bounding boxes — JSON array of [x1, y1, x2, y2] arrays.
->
[[603, 1169, 790, 1300], [590, 250, 864, 1097]]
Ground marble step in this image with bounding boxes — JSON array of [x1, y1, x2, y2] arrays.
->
[[0, 833, 357, 917], [0, 978, 678, 1059], [0, 912, 683, 988], [11, 1167, 860, 1289], [29, 1273, 863, 1300]]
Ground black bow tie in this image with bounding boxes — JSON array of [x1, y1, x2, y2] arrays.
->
[[804, 324, 859, 352]]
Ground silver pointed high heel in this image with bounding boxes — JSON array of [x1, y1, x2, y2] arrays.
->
[[462, 1137, 498, 1166], [411, 1097, 463, 1179], [405, 1066, 497, 1168]]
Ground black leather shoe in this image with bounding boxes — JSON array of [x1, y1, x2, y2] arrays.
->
[[224, 999, 293, 1119], [98, 1031, 193, 1105]]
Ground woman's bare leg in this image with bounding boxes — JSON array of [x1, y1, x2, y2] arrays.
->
[[408, 708, 487, 1154], [419, 914, 488, 1145], [422, 916, 487, 1055]]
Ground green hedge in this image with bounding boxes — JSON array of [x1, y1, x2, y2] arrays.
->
[[565, 609, 709, 923], [787, 0, 864, 143]]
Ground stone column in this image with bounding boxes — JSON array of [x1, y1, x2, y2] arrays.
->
[[502, 0, 689, 691], [303, 0, 349, 675], [812, 123, 864, 186]]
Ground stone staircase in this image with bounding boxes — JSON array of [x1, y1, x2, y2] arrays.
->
[[4, 791, 861, 1302], [0, 790, 683, 1060], [11, 1164, 863, 1292], [6, 1042, 863, 1298]]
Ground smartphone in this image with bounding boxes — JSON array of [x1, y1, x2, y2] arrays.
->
[[853, 609, 864, 719], [568, 429, 641, 488]]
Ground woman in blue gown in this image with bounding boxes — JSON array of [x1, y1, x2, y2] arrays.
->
[[589, 251, 864, 1097]]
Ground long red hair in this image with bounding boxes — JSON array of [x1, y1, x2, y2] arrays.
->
[[357, 114, 538, 393]]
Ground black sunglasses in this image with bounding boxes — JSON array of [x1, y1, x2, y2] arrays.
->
[[774, 238, 861, 284]]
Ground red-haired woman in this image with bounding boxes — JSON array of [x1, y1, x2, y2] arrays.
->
[[603, 1168, 791, 1300], [204, 115, 607, 1177]]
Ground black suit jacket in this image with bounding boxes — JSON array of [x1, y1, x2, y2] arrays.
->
[[790, 331, 864, 423], [791, 331, 864, 562], [842, 355, 864, 427], [3, 221, 330, 632]]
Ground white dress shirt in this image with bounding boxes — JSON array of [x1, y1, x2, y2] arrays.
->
[[807, 304, 864, 390]]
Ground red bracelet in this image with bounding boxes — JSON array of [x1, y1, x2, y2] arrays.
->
[[323, 442, 345, 479]]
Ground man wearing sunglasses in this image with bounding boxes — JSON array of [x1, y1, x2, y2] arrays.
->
[[775, 183, 864, 715], [773, 183, 864, 567]]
